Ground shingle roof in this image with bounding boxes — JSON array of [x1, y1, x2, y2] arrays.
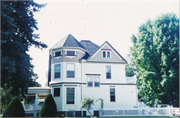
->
[[50, 34, 86, 50], [79, 40, 100, 59]]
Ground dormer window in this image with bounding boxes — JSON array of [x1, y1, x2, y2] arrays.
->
[[102, 51, 111, 58], [67, 51, 75, 56]]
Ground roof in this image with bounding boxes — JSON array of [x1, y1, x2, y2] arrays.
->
[[86, 41, 128, 63], [28, 87, 51, 90], [50, 34, 86, 50], [80, 40, 99, 59]]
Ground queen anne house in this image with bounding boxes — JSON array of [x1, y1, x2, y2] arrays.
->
[[26, 34, 138, 117]]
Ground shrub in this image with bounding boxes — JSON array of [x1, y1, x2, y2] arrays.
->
[[3, 97, 25, 117], [39, 94, 57, 117]]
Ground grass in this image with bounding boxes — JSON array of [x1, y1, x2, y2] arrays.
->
[[103, 116, 178, 118], [67, 116, 178, 118]]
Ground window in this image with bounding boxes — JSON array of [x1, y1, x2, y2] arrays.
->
[[67, 64, 75, 78], [87, 76, 93, 87], [67, 51, 75, 56], [54, 64, 61, 78], [110, 88, 115, 102], [87, 76, 100, 87], [103, 51, 106, 58], [107, 52, 110, 58], [54, 88, 60, 97], [102, 51, 111, 58], [55, 51, 61, 57], [106, 66, 111, 79], [94, 76, 100, 87], [67, 88, 75, 104]]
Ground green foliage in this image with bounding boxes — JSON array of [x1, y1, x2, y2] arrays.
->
[[125, 64, 136, 77], [1, 1, 46, 96], [81, 97, 95, 108], [0, 85, 14, 111], [39, 94, 57, 117], [81, 97, 95, 117], [24, 96, 35, 104], [3, 97, 25, 117], [130, 13, 179, 107]]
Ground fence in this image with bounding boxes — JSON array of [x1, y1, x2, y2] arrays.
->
[[103, 108, 179, 117]]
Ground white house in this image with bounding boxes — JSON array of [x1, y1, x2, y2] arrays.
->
[[27, 34, 138, 117]]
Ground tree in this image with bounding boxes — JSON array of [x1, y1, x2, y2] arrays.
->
[[39, 94, 57, 117], [3, 97, 25, 117], [125, 64, 136, 77], [0, 85, 14, 112], [81, 97, 95, 117], [130, 13, 179, 107], [1, 1, 47, 96]]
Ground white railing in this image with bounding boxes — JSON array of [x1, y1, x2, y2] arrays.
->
[[103, 108, 179, 117], [23, 103, 43, 111]]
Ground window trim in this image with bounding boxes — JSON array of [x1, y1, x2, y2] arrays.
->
[[54, 64, 61, 79], [110, 88, 116, 102], [66, 63, 75, 78], [66, 51, 76, 56], [106, 65, 111, 79], [53, 87, 60, 97], [66, 87, 75, 105]]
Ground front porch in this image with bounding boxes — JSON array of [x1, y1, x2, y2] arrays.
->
[[23, 87, 51, 117]]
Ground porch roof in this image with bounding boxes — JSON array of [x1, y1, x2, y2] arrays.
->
[[27, 87, 51, 94]]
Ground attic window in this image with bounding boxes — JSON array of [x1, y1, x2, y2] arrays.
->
[[67, 51, 75, 56], [55, 51, 62, 57], [102, 51, 111, 58]]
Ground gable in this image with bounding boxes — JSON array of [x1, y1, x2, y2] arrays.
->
[[87, 42, 127, 64]]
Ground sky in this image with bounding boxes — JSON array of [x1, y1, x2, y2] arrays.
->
[[29, 0, 179, 87]]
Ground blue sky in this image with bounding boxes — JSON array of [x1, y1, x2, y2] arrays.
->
[[29, 0, 179, 86]]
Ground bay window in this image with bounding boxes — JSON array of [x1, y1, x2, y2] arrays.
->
[[67, 88, 75, 104], [67, 64, 75, 78], [54, 64, 61, 78]]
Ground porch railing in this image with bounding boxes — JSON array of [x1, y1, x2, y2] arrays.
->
[[23, 103, 43, 111]]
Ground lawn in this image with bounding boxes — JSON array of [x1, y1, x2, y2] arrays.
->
[[102, 116, 178, 118], [64, 116, 178, 118]]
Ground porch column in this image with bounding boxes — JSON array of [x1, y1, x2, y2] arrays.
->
[[35, 93, 38, 110]]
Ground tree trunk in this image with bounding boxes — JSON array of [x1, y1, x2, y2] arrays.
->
[[86, 106, 93, 117]]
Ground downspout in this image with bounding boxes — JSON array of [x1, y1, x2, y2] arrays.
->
[[81, 60, 83, 116]]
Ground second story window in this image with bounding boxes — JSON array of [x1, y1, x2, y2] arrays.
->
[[87, 76, 93, 87], [87, 76, 100, 87], [67, 64, 75, 78], [54, 64, 61, 78], [67, 51, 75, 56], [94, 76, 100, 87], [106, 66, 111, 79], [55, 51, 61, 57]]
